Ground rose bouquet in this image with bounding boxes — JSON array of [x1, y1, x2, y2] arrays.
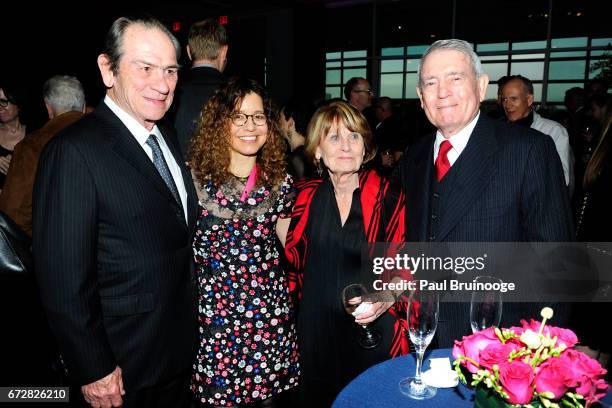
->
[[453, 308, 610, 408]]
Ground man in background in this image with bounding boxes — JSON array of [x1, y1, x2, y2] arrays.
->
[[0, 75, 85, 236], [173, 18, 228, 158], [501, 74, 573, 191]]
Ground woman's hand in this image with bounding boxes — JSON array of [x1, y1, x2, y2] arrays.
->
[[354, 300, 394, 325]]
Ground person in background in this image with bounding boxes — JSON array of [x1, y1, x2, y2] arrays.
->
[[285, 101, 408, 408], [573, 93, 612, 373], [373, 96, 405, 175], [344, 76, 377, 130], [173, 18, 228, 158], [33, 16, 197, 407], [501, 74, 573, 190], [0, 75, 86, 237], [189, 77, 299, 407], [279, 98, 315, 180], [0, 84, 27, 191]]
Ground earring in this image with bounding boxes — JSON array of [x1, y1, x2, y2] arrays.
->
[[316, 160, 324, 178]]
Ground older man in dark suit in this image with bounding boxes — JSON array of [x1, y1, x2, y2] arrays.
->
[[33, 17, 197, 407], [395, 39, 573, 347]]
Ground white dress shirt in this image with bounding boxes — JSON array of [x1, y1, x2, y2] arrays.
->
[[104, 96, 188, 222], [433, 112, 480, 166]]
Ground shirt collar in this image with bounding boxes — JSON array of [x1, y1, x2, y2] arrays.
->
[[434, 111, 480, 162], [104, 95, 161, 145]]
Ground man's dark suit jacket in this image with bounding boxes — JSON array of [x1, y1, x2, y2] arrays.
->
[[33, 103, 198, 390], [173, 66, 225, 158], [396, 113, 574, 346]]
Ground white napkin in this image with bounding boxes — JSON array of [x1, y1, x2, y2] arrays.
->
[[422, 357, 459, 388], [351, 302, 373, 317]]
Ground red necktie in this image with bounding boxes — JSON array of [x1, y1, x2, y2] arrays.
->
[[435, 140, 453, 182]]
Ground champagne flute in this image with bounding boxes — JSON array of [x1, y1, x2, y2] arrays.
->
[[470, 275, 503, 333], [399, 287, 439, 399], [341, 283, 382, 350]]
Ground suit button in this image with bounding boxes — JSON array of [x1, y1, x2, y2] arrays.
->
[[429, 235, 435, 241], [431, 214, 437, 220], [433, 193, 439, 198]]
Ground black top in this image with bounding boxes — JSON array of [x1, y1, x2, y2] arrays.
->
[[296, 178, 393, 407]]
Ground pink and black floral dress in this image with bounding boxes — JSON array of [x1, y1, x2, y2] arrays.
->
[[190, 174, 299, 406]]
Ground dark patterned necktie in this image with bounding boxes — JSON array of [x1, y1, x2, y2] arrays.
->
[[146, 134, 182, 209]]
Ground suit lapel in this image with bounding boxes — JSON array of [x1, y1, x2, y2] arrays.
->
[[436, 115, 499, 241], [95, 104, 187, 220]]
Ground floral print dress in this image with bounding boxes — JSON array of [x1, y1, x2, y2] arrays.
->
[[191, 174, 299, 406]]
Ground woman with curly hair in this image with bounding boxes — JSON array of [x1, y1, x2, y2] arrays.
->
[[189, 77, 299, 407]]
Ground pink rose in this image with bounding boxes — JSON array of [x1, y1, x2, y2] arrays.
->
[[452, 327, 500, 373], [498, 360, 535, 405], [534, 358, 575, 399], [519, 319, 578, 348], [560, 349, 609, 400], [479, 342, 519, 370]]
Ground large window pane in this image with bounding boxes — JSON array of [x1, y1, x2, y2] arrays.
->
[[482, 63, 508, 81], [381, 59, 404, 73], [326, 52, 341, 59], [344, 50, 367, 58], [547, 83, 583, 103], [326, 70, 341, 85], [532, 84, 543, 103], [407, 45, 428, 56], [548, 60, 586, 80], [404, 74, 419, 99], [480, 55, 509, 61], [550, 51, 587, 58], [510, 61, 544, 80], [477, 42, 509, 52], [325, 87, 341, 100], [380, 74, 404, 98], [484, 86, 497, 101], [512, 40, 546, 50], [591, 38, 612, 47], [343, 68, 367, 80], [511, 53, 545, 60], [382, 47, 404, 57], [405, 59, 420, 72], [551, 37, 588, 48], [344, 60, 367, 67]]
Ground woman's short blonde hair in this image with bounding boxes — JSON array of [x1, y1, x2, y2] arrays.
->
[[304, 101, 376, 165]]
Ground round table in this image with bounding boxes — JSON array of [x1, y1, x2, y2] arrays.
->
[[332, 348, 612, 408]]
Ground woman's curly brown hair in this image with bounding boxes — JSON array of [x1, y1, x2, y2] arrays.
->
[[189, 77, 286, 189]]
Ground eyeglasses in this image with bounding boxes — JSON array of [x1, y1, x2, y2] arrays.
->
[[230, 113, 267, 126], [352, 89, 373, 95], [0, 99, 11, 108]]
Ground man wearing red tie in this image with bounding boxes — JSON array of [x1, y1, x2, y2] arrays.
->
[[394, 39, 573, 346]]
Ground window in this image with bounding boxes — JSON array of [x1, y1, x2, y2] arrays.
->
[[325, 50, 367, 100]]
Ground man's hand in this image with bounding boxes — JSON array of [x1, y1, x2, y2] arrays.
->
[[81, 366, 125, 407]]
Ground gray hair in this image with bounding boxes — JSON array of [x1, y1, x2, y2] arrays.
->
[[103, 16, 181, 75], [417, 39, 484, 88], [43, 75, 86, 114]]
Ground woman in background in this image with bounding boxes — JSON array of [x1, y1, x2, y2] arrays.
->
[[0, 84, 27, 191]]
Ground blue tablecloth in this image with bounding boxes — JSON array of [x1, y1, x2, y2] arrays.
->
[[333, 348, 612, 408]]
